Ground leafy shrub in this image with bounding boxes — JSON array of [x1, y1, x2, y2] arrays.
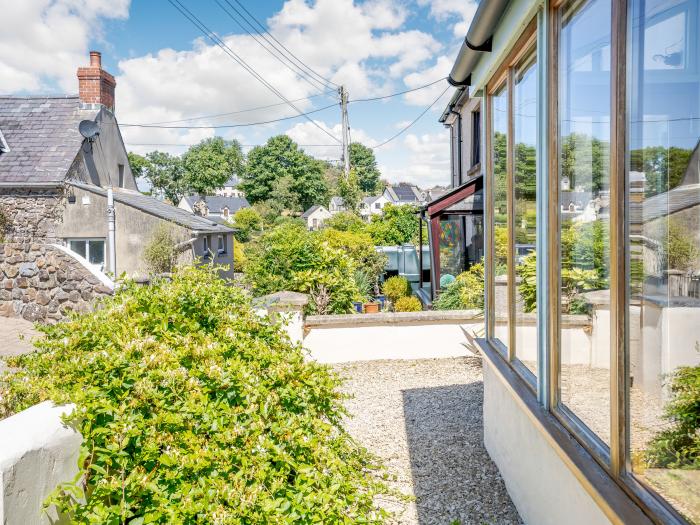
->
[[143, 224, 178, 274], [318, 229, 387, 294], [433, 263, 484, 311], [0, 206, 9, 242], [233, 240, 246, 272], [645, 354, 700, 469], [245, 222, 359, 314], [231, 207, 263, 243], [382, 276, 410, 304], [517, 253, 537, 312], [366, 204, 421, 246], [661, 219, 700, 272], [394, 296, 422, 312], [0, 266, 389, 523], [324, 211, 366, 233]]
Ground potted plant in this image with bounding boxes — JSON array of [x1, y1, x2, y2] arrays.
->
[[363, 301, 380, 313]]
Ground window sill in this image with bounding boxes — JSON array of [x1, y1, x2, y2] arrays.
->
[[476, 338, 654, 525]]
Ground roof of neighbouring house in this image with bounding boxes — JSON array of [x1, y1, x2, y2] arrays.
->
[[330, 196, 345, 206], [385, 184, 422, 203], [182, 195, 250, 214], [0, 96, 99, 184], [301, 204, 329, 218], [362, 195, 381, 206], [223, 174, 240, 187], [71, 182, 234, 234]]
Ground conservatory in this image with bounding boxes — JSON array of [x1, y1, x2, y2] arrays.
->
[[450, 0, 700, 522]]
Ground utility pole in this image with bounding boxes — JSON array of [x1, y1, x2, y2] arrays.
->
[[339, 86, 350, 177]]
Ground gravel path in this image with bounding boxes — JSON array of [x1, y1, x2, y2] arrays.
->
[[333, 357, 522, 525]]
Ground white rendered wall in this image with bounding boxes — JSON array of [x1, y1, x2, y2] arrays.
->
[[0, 401, 81, 525], [482, 362, 612, 525]]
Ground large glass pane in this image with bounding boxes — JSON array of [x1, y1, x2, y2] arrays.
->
[[514, 49, 538, 377], [628, 0, 700, 520], [88, 240, 104, 266], [492, 84, 509, 346], [69, 239, 86, 259], [558, 0, 612, 445]]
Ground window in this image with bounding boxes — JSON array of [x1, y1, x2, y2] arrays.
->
[[66, 238, 105, 269], [627, 0, 700, 518], [217, 235, 225, 254], [557, 0, 612, 447], [118, 164, 124, 188], [203, 236, 210, 258], [222, 207, 229, 219], [375, 202, 381, 209], [471, 110, 481, 167]]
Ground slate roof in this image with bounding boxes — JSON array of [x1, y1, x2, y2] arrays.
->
[[71, 182, 234, 234], [0, 96, 98, 184], [330, 196, 345, 206], [223, 175, 240, 187], [182, 195, 250, 214], [385, 184, 421, 203], [302, 204, 328, 218], [362, 195, 380, 206]]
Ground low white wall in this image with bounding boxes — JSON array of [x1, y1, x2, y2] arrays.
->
[[0, 401, 81, 525], [482, 362, 612, 525], [304, 311, 483, 363]]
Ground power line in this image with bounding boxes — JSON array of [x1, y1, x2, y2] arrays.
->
[[125, 142, 340, 147], [166, 0, 340, 143], [350, 78, 446, 103], [120, 103, 337, 129], [126, 78, 446, 127], [213, 0, 333, 93], [138, 92, 336, 125], [374, 85, 451, 148], [223, 0, 338, 89]]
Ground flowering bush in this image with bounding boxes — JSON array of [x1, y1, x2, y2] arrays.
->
[[0, 266, 389, 524], [394, 296, 422, 312], [382, 276, 411, 304], [434, 263, 484, 311]]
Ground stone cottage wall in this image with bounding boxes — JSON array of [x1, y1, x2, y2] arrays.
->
[[0, 187, 112, 322], [0, 244, 113, 321]]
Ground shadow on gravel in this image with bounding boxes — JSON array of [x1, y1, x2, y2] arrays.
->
[[402, 364, 522, 525]]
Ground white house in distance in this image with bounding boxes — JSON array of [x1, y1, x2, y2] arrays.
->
[[178, 195, 250, 220], [383, 183, 423, 205], [301, 205, 332, 231], [328, 196, 346, 214], [215, 175, 244, 198], [359, 194, 390, 221]]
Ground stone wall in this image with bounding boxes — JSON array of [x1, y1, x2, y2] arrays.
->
[[0, 187, 65, 243], [0, 243, 113, 321]]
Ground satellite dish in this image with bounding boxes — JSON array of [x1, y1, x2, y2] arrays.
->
[[79, 120, 100, 141]]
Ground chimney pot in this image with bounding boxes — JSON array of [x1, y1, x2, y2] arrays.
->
[[89, 51, 101, 68]]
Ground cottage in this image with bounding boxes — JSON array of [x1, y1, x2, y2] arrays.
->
[[215, 175, 245, 198], [0, 51, 235, 320], [301, 205, 332, 230], [439, 0, 700, 522], [328, 196, 346, 214], [359, 194, 389, 221], [178, 195, 250, 220]]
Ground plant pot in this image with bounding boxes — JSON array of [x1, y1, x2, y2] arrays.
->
[[375, 295, 386, 309], [352, 301, 364, 313], [363, 302, 380, 314]]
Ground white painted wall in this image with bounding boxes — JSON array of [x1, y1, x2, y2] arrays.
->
[[482, 363, 613, 525], [0, 401, 81, 525]]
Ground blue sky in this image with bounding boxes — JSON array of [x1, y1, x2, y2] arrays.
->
[[1, 0, 478, 187]]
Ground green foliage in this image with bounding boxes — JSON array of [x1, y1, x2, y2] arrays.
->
[[367, 204, 420, 246], [517, 254, 537, 313], [318, 229, 387, 290], [233, 241, 246, 272], [143, 224, 178, 274], [561, 220, 610, 283], [244, 222, 359, 314], [0, 266, 389, 523], [231, 207, 263, 243], [127, 152, 150, 180], [338, 169, 362, 214], [136, 151, 187, 204], [560, 133, 610, 193], [382, 276, 410, 304], [645, 354, 700, 469], [324, 212, 367, 233], [433, 263, 484, 311], [657, 219, 700, 272], [394, 296, 422, 312], [0, 206, 9, 242], [494, 226, 508, 263], [242, 135, 328, 212], [349, 142, 382, 193], [182, 137, 244, 196], [630, 145, 693, 198]]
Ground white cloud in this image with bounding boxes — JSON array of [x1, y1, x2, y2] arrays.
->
[[285, 120, 379, 160], [0, 0, 130, 93], [417, 0, 478, 37], [380, 131, 450, 186], [403, 55, 453, 105]]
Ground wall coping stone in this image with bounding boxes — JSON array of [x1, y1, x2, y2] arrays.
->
[[306, 309, 483, 328]]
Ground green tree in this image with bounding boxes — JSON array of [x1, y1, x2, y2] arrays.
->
[[231, 207, 263, 243], [127, 152, 149, 180], [182, 137, 244, 196], [349, 142, 381, 193], [324, 211, 367, 233], [242, 135, 328, 212], [141, 151, 186, 204], [630, 145, 693, 197], [338, 169, 362, 213], [366, 204, 420, 245]]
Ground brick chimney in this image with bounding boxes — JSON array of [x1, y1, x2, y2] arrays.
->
[[77, 51, 116, 112]]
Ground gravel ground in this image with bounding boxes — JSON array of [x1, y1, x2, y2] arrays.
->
[[333, 357, 522, 525]]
